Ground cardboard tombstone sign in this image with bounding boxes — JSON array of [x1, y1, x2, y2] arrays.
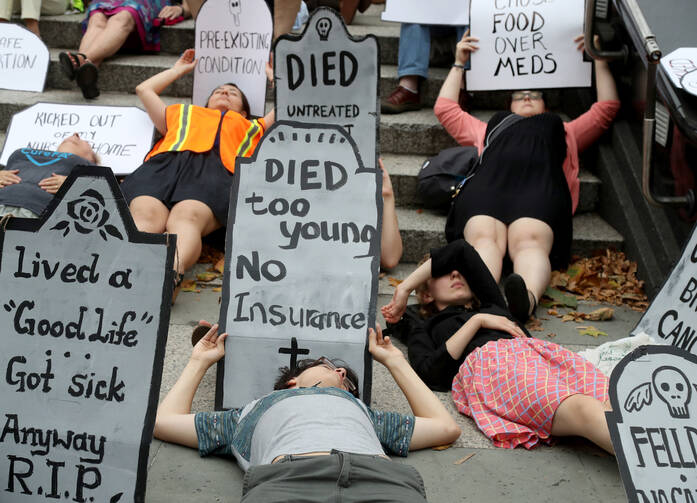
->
[[0, 23, 49, 92], [607, 345, 697, 503], [632, 222, 697, 354], [0, 167, 174, 502], [381, 0, 470, 26], [274, 8, 379, 171], [217, 121, 381, 409], [0, 103, 154, 175], [467, 0, 591, 91], [193, 0, 272, 117]]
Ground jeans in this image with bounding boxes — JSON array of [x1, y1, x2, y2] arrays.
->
[[398, 23, 469, 79]]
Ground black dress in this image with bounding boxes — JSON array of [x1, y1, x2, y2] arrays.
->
[[445, 111, 572, 269], [405, 240, 530, 391]]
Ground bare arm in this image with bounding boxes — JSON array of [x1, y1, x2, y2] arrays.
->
[[438, 30, 479, 101], [154, 322, 227, 448], [379, 159, 402, 269], [381, 258, 432, 323], [136, 48, 197, 135], [369, 326, 460, 450], [445, 314, 526, 360]]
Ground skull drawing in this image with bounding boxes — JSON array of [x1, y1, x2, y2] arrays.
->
[[229, 0, 241, 26], [316, 17, 332, 41], [652, 366, 692, 418]]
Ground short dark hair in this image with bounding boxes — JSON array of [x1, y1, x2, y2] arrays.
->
[[207, 82, 251, 118], [273, 358, 360, 398]]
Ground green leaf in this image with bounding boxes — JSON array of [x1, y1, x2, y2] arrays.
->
[[543, 287, 578, 309], [578, 326, 608, 337]]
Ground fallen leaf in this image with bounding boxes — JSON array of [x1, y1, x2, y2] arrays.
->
[[543, 287, 578, 309], [526, 317, 543, 331], [547, 309, 559, 316], [181, 279, 200, 293], [431, 443, 453, 451], [214, 257, 225, 274], [212, 287, 222, 292], [586, 307, 614, 321], [196, 272, 219, 282], [378, 272, 386, 279], [388, 277, 403, 287], [546, 332, 557, 338], [578, 326, 608, 337], [454, 453, 476, 465]]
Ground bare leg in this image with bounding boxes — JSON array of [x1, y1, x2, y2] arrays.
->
[[80, 10, 135, 66], [507, 217, 554, 310], [551, 394, 614, 454], [273, 0, 301, 39], [463, 215, 507, 282], [165, 200, 221, 274], [398, 75, 419, 92], [129, 196, 169, 233], [79, 12, 107, 55]]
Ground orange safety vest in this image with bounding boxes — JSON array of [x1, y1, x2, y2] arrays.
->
[[145, 104, 266, 174]]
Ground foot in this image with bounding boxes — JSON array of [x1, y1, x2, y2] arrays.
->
[[58, 52, 87, 81], [76, 62, 100, 99], [381, 85, 421, 114], [504, 273, 535, 323]]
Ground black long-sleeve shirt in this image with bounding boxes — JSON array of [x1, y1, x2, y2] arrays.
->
[[407, 240, 529, 391]]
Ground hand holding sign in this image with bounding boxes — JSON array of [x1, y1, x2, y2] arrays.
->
[[455, 30, 479, 65]]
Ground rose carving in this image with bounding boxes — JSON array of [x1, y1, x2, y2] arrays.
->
[[51, 189, 123, 241]]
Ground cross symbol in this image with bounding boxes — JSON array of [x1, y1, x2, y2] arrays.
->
[[278, 337, 310, 370]]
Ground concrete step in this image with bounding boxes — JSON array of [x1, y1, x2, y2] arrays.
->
[[384, 153, 601, 214], [395, 208, 624, 263]]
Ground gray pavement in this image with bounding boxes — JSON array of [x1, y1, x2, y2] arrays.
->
[[146, 263, 643, 502]]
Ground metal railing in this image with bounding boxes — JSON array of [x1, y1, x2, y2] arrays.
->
[[585, 0, 695, 212]]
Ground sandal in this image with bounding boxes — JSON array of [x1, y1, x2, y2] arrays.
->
[[504, 273, 531, 324], [58, 51, 87, 81], [76, 61, 100, 99]]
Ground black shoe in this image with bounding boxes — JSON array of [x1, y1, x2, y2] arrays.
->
[[76, 62, 100, 99], [504, 274, 531, 324]]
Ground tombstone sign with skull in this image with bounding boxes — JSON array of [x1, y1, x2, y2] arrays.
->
[[607, 345, 697, 502]]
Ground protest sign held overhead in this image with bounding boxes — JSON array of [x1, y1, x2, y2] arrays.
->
[[381, 0, 470, 26], [633, 223, 697, 355], [0, 23, 49, 92], [217, 121, 381, 409], [0, 167, 174, 502], [193, 0, 272, 117], [0, 103, 154, 175], [468, 0, 591, 91], [274, 8, 379, 171], [606, 345, 697, 503]]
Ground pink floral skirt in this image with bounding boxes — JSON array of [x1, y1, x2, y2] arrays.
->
[[451, 338, 608, 449]]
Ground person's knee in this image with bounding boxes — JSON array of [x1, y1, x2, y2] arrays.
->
[[88, 12, 107, 29], [111, 10, 135, 30], [130, 205, 165, 231]]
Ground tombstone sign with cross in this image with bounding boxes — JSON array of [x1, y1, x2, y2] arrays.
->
[[216, 121, 381, 409], [0, 167, 174, 502], [274, 7, 379, 172]]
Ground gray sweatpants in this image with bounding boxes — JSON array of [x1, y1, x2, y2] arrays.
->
[[241, 450, 428, 502]]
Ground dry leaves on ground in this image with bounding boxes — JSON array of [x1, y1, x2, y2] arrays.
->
[[526, 317, 544, 332], [576, 325, 608, 337], [198, 244, 224, 265], [548, 249, 648, 311], [388, 277, 402, 287]]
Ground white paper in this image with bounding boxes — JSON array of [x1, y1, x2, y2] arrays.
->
[[0, 103, 155, 175], [381, 0, 470, 26], [661, 47, 697, 97], [468, 0, 591, 91], [193, 0, 272, 117], [0, 23, 49, 92]]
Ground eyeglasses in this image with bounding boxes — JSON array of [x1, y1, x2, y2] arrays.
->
[[511, 91, 543, 101], [314, 356, 357, 394]]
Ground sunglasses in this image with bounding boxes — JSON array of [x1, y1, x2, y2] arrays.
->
[[511, 91, 543, 101], [307, 356, 357, 394]]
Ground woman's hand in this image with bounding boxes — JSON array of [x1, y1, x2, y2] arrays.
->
[[190, 321, 228, 368], [368, 324, 405, 367], [574, 34, 601, 55], [158, 4, 185, 19], [381, 284, 410, 323], [38, 173, 66, 194], [379, 158, 394, 199], [474, 313, 527, 338], [455, 29, 479, 65], [174, 48, 197, 75], [0, 169, 21, 188]]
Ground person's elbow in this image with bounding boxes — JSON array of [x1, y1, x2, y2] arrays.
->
[[380, 246, 402, 270], [443, 418, 462, 443]]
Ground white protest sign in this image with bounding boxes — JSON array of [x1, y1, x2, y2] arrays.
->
[[0, 103, 154, 175], [661, 48, 697, 91], [0, 23, 49, 92], [275, 8, 379, 171], [468, 0, 591, 91], [632, 223, 697, 354], [381, 0, 470, 26], [193, 0, 272, 117], [606, 346, 697, 503], [217, 122, 381, 409], [0, 167, 174, 502]]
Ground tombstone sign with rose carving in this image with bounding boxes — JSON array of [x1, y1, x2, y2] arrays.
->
[[0, 166, 174, 502], [606, 345, 697, 503]]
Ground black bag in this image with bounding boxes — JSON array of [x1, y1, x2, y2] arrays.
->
[[418, 113, 526, 212], [416, 146, 478, 212]]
